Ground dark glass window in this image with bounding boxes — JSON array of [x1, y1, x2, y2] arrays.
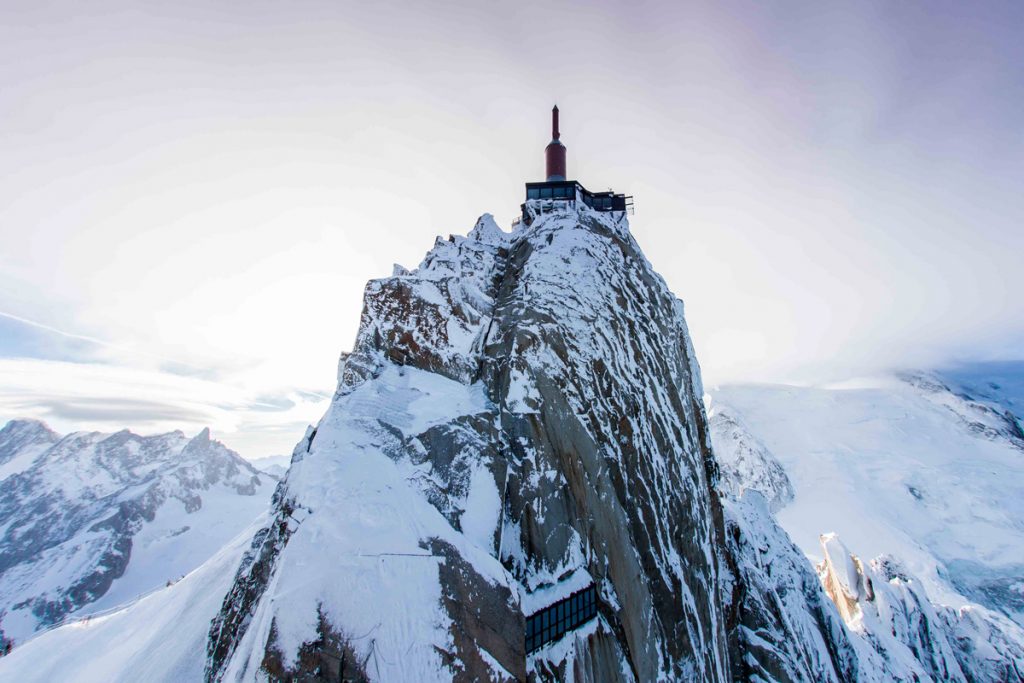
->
[[525, 583, 600, 654]]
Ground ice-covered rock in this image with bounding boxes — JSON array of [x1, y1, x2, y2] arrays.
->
[[813, 532, 1024, 682], [720, 493, 871, 682]]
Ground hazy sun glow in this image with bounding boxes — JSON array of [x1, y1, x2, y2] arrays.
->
[[2, 1, 1022, 456]]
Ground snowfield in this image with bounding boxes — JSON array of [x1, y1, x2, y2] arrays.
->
[[709, 367, 1024, 627]]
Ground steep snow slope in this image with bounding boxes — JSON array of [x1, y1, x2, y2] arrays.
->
[[0, 516, 265, 682], [207, 202, 730, 682], [0, 420, 276, 644]]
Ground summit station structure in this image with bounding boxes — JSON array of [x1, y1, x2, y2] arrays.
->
[[522, 106, 633, 222]]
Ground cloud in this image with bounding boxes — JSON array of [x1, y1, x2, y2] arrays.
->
[[0, 358, 327, 458], [16, 397, 214, 424]]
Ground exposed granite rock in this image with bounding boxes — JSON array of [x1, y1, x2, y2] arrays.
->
[[721, 494, 867, 683], [427, 538, 524, 682]]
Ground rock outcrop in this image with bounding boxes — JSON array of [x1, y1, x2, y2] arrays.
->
[[205, 203, 1024, 683], [812, 533, 1024, 682]]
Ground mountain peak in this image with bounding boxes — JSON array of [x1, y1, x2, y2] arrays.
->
[[467, 212, 509, 246], [0, 418, 60, 440], [0, 418, 61, 469], [208, 206, 730, 681]]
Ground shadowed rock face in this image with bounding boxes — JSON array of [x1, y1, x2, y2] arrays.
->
[[481, 212, 729, 681], [205, 208, 732, 682]]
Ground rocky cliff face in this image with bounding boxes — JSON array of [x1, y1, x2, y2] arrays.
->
[[207, 203, 731, 682], [814, 533, 1024, 682], [0, 420, 275, 643]]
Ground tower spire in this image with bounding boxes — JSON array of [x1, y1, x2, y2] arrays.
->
[[545, 105, 566, 181]]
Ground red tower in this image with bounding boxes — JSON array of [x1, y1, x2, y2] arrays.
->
[[545, 105, 567, 181]]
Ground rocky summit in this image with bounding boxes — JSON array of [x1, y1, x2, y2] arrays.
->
[[206, 202, 731, 681]]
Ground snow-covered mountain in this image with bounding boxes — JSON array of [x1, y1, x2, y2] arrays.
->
[[247, 455, 290, 479], [710, 368, 1024, 680], [207, 205, 730, 681], [0, 516, 266, 681], [1, 202, 1021, 682], [0, 419, 276, 645]]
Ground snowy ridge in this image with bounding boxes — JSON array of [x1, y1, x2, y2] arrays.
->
[[815, 532, 1024, 681], [0, 419, 275, 644], [7, 199, 1021, 680], [720, 493, 872, 682], [0, 420, 59, 481]]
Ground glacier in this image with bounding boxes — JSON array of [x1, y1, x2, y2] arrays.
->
[[711, 371, 1024, 681]]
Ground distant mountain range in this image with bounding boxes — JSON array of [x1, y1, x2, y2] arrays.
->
[[0, 420, 276, 645]]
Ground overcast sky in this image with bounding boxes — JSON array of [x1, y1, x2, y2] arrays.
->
[[1, 0, 1022, 457]]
